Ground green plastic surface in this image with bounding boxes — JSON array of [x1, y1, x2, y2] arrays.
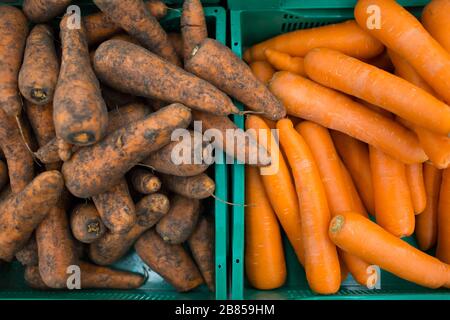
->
[[0, 2, 228, 300], [230, 3, 450, 300]]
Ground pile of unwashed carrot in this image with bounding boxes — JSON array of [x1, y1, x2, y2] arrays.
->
[[0, 0, 276, 293], [244, 0, 450, 294]]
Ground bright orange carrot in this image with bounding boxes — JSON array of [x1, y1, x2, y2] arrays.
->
[[304, 48, 450, 135], [437, 168, 450, 263], [331, 131, 374, 215], [422, 0, 450, 53], [365, 49, 393, 72], [329, 211, 450, 289], [244, 20, 384, 62], [269, 72, 427, 164], [370, 145, 415, 238], [406, 163, 427, 214], [249, 61, 275, 85], [416, 163, 442, 251], [277, 119, 340, 294], [264, 49, 306, 76], [297, 121, 371, 286], [245, 115, 304, 265], [245, 166, 286, 290], [340, 162, 368, 218], [355, 0, 450, 104]]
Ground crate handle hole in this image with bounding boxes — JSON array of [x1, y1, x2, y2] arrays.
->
[[218, 264, 222, 269], [214, 9, 218, 13], [235, 259, 240, 264], [233, 42, 239, 46]]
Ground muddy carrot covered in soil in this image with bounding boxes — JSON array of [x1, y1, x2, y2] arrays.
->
[[181, 0, 207, 62], [23, 0, 72, 23], [0, 6, 29, 116], [135, 229, 204, 292], [89, 193, 169, 265], [168, 33, 184, 60], [70, 203, 106, 244], [0, 160, 8, 192], [62, 103, 191, 198], [54, 14, 108, 146], [130, 168, 162, 194], [15, 235, 38, 267], [92, 178, 136, 234], [156, 195, 200, 244], [188, 215, 215, 292], [0, 171, 64, 262], [0, 108, 34, 194], [19, 24, 59, 105], [185, 38, 286, 120], [160, 173, 215, 200], [94, 40, 238, 116], [93, 0, 180, 66], [24, 100, 56, 149], [85, 0, 168, 46]]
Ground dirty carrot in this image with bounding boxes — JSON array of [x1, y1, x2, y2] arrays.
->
[[244, 20, 383, 62], [354, 0, 450, 104], [437, 168, 450, 263], [19, 24, 59, 105], [249, 61, 275, 85], [0, 160, 8, 192], [160, 173, 215, 200], [131, 168, 162, 194], [245, 166, 286, 290], [277, 119, 340, 294], [168, 32, 184, 59], [185, 38, 285, 120], [269, 71, 427, 164], [0, 6, 28, 116], [264, 49, 306, 76], [303, 48, 450, 135], [329, 211, 450, 289], [416, 163, 442, 251], [94, 40, 238, 116], [62, 103, 191, 198], [370, 146, 415, 238], [70, 203, 106, 244], [24, 101, 56, 149], [406, 163, 427, 214], [93, 0, 180, 66], [23, 0, 72, 23], [15, 235, 38, 267], [181, 0, 207, 61]]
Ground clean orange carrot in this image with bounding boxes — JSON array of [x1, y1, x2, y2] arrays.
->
[[269, 72, 427, 164], [264, 49, 306, 76], [370, 145, 415, 238], [416, 163, 442, 251], [437, 168, 450, 263], [304, 48, 450, 135], [245, 115, 304, 265], [365, 50, 393, 72], [355, 0, 450, 104], [245, 166, 286, 290], [297, 121, 371, 286], [406, 163, 427, 214], [331, 131, 374, 215], [340, 162, 368, 218], [422, 0, 450, 52], [244, 20, 384, 62], [249, 61, 275, 85], [277, 119, 340, 294], [329, 211, 450, 289]]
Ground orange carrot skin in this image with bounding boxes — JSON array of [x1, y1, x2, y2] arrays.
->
[[244, 20, 384, 62], [331, 131, 374, 215], [370, 146, 415, 238], [278, 119, 340, 294], [245, 115, 304, 265], [264, 49, 306, 76], [422, 0, 450, 53], [269, 71, 427, 164], [416, 163, 442, 251], [340, 162, 368, 218], [355, 0, 450, 104], [437, 168, 450, 263], [0, 6, 29, 116], [245, 166, 286, 290], [406, 163, 427, 214], [303, 48, 450, 135], [249, 61, 275, 85], [181, 0, 208, 61], [329, 211, 450, 289]]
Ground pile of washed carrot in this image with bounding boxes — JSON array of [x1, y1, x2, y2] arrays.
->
[[244, 0, 450, 294]]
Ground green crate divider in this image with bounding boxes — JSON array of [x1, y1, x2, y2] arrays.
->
[[230, 4, 449, 300], [227, 0, 431, 10], [0, 2, 228, 301]]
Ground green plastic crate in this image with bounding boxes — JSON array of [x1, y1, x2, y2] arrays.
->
[[230, 2, 450, 300], [0, 2, 228, 300]]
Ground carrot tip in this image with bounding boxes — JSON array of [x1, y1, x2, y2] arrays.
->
[[330, 215, 345, 234]]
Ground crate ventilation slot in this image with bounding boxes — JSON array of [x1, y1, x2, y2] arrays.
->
[[281, 15, 329, 32]]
